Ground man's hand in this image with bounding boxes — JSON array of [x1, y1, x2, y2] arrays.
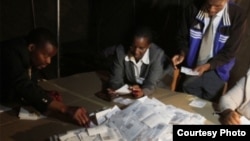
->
[[219, 109, 241, 125], [107, 88, 119, 100], [194, 63, 211, 76], [47, 90, 63, 102], [129, 85, 144, 98], [66, 106, 90, 127], [172, 54, 185, 69], [48, 100, 90, 127]]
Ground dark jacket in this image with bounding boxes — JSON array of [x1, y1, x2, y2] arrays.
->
[[177, 1, 247, 81], [0, 38, 52, 112]]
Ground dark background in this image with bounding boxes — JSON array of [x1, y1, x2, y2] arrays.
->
[[1, 0, 250, 89]]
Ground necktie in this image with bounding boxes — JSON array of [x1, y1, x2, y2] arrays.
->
[[197, 16, 215, 65]]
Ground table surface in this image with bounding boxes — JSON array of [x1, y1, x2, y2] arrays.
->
[[0, 71, 219, 141]]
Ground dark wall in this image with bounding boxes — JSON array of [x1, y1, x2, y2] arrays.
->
[[1, 0, 250, 89]]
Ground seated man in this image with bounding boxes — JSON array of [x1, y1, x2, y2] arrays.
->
[[0, 28, 89, 126], [106, 27, 170, 99], [218, 67, 250, 125]]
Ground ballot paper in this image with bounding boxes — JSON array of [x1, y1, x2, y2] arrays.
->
[[59, 132, 80, 141], [189, 98, 207, 108], [0, 104, 11, 113], [95, 105, 121, 125], [115, 84, 131, 95], [181, 66, 199, 76], [240, 116, 250, 125], [78, 132, 101, 141], [87, 125, 109, 136], [142, 113, 169, 128], [95, 108, 112, 125], [113, 97, 134, 105], [18, 107, 46, 120], [137, 124, 171, 140], [100, 128, 124, 141]]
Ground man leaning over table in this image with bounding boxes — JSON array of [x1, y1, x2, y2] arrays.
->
[[0, 27, 90, 126], [172, 0, 247, 102], [106, 27, 175, 100]]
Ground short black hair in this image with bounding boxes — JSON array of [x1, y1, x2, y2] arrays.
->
[[26, 27, 57, 48], [133, 26, 153, 43]]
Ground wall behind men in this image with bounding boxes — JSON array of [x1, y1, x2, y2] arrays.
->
[[0, 0, 249, 89]]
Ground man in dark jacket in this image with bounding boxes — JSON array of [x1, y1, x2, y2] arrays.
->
[[0, 28, 89, 126], [172, 0, 246, 101]]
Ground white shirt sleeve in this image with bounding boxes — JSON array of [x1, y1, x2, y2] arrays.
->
[[218, 74, 246, 112]]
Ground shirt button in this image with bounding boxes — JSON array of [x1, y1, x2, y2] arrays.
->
[[42, 98, 48, 103]]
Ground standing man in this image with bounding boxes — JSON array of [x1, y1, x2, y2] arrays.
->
[[0, 28, 89, 126], [172, 0, 246, 101]]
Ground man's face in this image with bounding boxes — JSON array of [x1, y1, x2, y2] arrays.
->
[[130, 37, 150, 61], [205, 0, 228, 16], [30, 42, 57, 69]]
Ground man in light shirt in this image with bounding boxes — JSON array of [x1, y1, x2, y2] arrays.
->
[[218, 67, 250, 124], [107, 27, 168, 99], [172, 0, 246, 101]]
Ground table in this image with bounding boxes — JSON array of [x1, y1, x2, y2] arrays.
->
[[0, 71, 219, 141]]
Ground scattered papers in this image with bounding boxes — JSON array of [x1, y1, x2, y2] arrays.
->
[[115, 84, 131, 95], [181, 66, 199, 76], [18, 107, 46, 120], [95, 105, 121, 125], [113, 97, 134, 105], [51, 97, 207, 141], [87, 125, 109, 136], [189, 98, 207, 108], [240, 116, 250, 125], [0, 104, 11, 113]]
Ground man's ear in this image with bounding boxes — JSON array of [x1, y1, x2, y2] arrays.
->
[[28, 44, 36, 52]]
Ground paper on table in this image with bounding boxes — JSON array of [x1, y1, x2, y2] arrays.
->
[[240, 116, 250, 125], [59, 132, 80, 141], [113, 97, 134, 105], [142, 113, 169, 128], [100, 128, 123, 141], [0, 104, 11, 113], [181, 66, 199, 76], [115, 84, 131, 95], [189, 99, 207, 108], [95, 108, 112, 125], [87, 125, 109, 136], [78, 132, 101, 141], [18, 107, 46, 120]]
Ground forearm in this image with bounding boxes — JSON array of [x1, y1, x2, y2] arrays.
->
[[48, 100, 68, 114], [219, 77, 245, 112]]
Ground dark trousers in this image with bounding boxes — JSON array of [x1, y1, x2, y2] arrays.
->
[[181, 70, 225, 102]]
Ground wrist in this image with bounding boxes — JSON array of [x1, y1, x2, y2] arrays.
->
[[221, 109, 234, 116]]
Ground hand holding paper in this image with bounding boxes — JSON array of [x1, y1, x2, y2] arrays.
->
[[181, 67, 199, 76], [115, 84, 131, 95]]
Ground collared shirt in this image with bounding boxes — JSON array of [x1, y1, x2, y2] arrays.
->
[[203, 3, 227, 58], [125, 48, 150, 84]]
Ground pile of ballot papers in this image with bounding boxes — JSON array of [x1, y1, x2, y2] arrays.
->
[[50, 96, 206, 141]]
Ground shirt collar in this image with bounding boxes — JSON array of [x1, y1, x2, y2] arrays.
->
[[125, 48, 150, 64], [196, 3, 230, 26]]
